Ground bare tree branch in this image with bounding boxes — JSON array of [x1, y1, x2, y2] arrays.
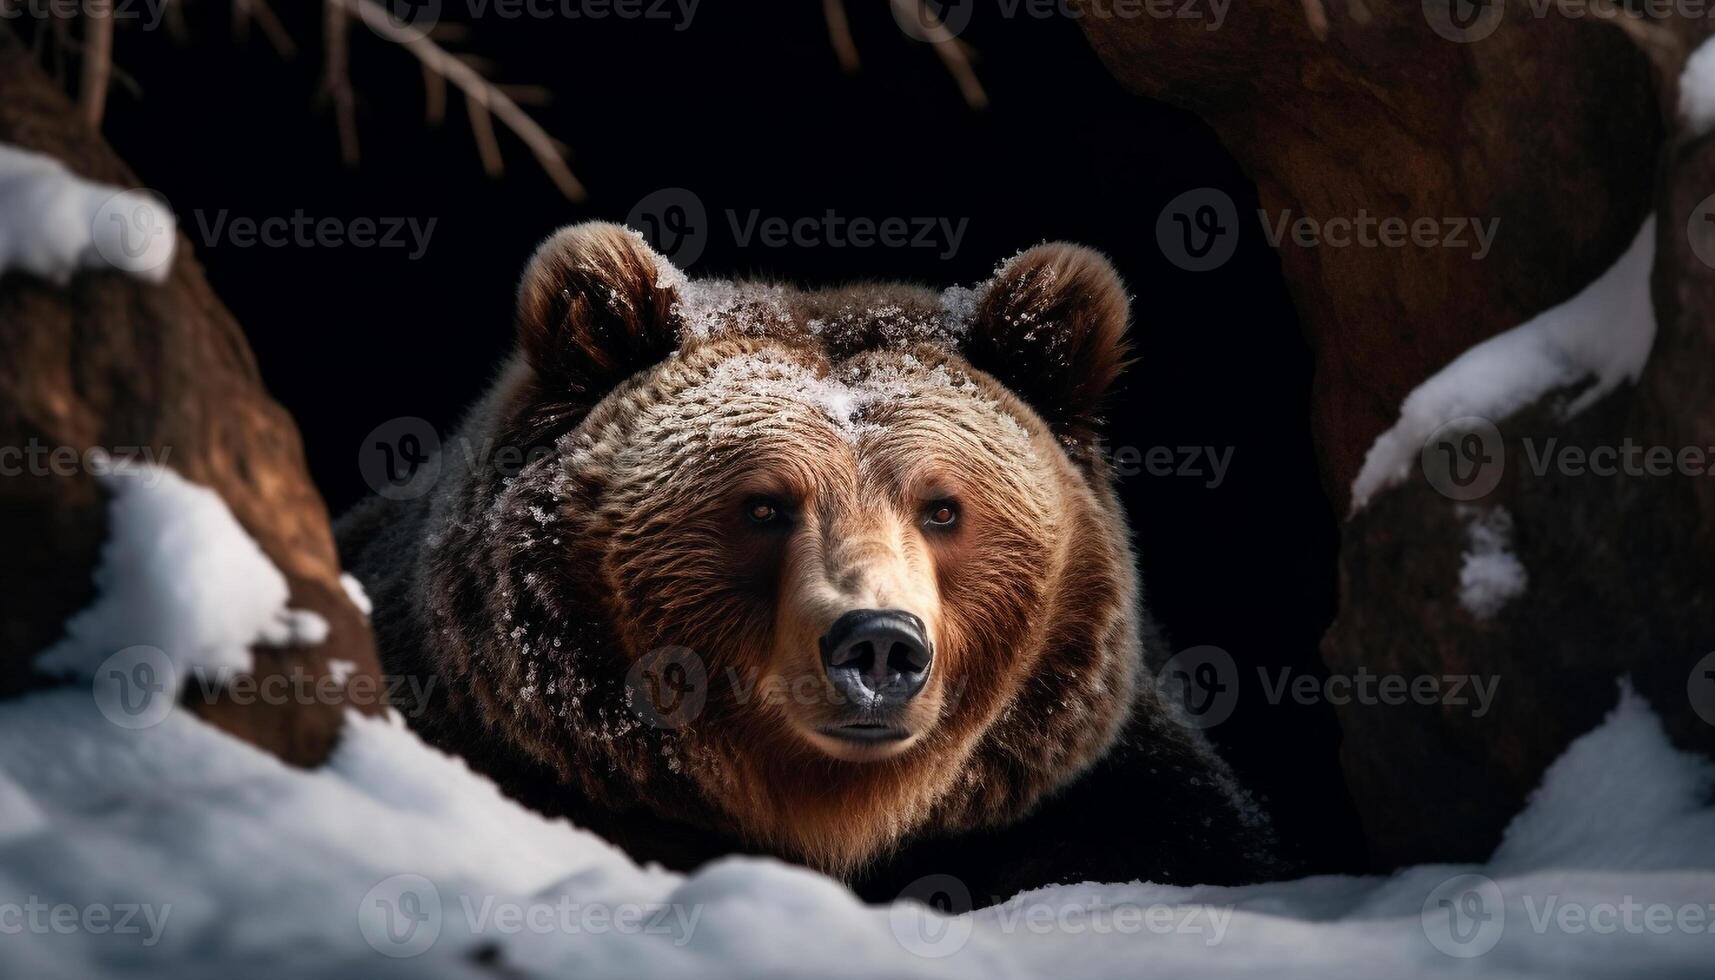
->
[[327, 0, 586, 200], [321, 0, 359, 165], [823, 0, 859, 73], [78, 0, 112, 128], [888, 0, 986, 109]]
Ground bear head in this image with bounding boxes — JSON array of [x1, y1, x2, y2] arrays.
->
[[423, 222, 1142, 875]]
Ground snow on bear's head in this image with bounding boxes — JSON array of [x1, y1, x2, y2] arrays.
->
[[450, 222, 1141, 873]]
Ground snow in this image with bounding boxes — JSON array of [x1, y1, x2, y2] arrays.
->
[[341, 572, 374, 618], [1679, 38, 1715, 135], [1457, 506, 1528, 620], [1350, 219, 1656, 513], [7, 451, 1713, 978], [0, 143, 177, 285], [4, 657, 1711, 976], [34, 463, 327, 685]]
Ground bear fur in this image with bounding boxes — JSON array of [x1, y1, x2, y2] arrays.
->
[[337, 223, 1282, 899]]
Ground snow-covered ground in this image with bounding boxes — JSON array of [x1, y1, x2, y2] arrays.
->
[[1, 675, 1709, 979], [5, 467, 1714, 978]]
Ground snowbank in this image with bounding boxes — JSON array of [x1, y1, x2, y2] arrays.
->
[[1350, 220, 1656, 513], [0, 672, 1709, 977], [6, 468, 1711, 978], [0, 143, 177, 284]]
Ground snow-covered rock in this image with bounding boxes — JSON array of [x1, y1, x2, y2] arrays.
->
[[0, 142, 177, 285], [1350, 220, 1657, 514], [34, 463, 326, 687]]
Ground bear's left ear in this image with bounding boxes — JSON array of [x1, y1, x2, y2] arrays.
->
[[962, 243, 1132, 440], [514, 221, 683, 402]]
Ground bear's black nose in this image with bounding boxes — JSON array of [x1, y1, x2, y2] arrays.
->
[[819, 609, 932, 708]]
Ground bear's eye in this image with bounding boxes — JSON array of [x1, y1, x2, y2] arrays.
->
[[745, 497, 784, 526], [924, 500, 959, 529]]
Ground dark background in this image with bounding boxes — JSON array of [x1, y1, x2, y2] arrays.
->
[[95, 2, 1359, 872]]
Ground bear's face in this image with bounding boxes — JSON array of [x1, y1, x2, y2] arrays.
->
[[602, 337, 1062, 760], [470, 224, 1141, 873]]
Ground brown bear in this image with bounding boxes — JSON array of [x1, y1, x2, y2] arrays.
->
[[338, 223, 1281, 900]]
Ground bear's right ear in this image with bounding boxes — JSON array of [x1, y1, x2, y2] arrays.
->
[[515, 222, 682, 400]]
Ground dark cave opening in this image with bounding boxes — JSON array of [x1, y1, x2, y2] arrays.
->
[[96, 0, 1359, 874]]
